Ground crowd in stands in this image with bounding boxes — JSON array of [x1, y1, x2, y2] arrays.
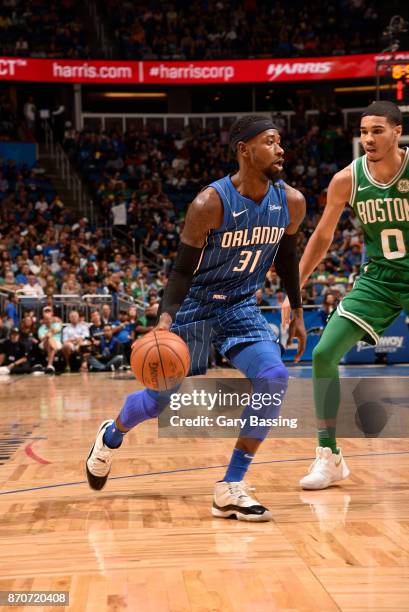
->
[[0, 151, 169, 374], [101, 0, 380, 60], [0, 103, 366, 374], [0, 0, 89, 59], [0, 303, 157, 375], [0, 0, 382, 61], [64, 108, 362, 310]]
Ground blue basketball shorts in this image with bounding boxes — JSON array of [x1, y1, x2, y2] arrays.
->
[[170, 295, 278, 376]]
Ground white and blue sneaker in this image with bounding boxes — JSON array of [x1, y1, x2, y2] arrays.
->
[[86, 420, 115, 490], [212, 481, 272, 521]]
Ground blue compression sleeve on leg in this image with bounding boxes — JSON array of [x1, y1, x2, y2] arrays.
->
[[104, 388, 175, 448], [238, 363, 289, 439], [119, 388, 173, 429], [228, 341, 289, 440]]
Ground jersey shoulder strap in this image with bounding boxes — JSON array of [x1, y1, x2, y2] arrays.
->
[[350, 156, 366, 207]]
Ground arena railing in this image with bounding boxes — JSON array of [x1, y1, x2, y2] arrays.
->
[[138, 244, 165, 273], [80, 108, 364, 133], [3, 290, 325, 327], [44, 121, 96, 225], [1, 292, 145, 324]]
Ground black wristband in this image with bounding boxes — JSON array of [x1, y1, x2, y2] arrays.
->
[[274, 233, 302, 309], [158, 242, 203, 320]]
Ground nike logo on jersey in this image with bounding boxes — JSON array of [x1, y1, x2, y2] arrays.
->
[[357, 185, 370, 191], [232, 210, 247, 218]]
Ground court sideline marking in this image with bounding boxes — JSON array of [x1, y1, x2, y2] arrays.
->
[[0, 450, 408, 496]]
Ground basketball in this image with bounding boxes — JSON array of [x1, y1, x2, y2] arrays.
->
[[130, 330, 190, 390]]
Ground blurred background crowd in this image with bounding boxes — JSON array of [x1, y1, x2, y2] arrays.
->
[[0, 102, 363, 373], [1, 0, 402, 373], [0, 0, 381, 60]]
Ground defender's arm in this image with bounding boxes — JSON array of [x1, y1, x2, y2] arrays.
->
[[299, 166, 352, 287]]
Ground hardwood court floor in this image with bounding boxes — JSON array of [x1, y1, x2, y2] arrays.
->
[[0, 371, 408, 612]]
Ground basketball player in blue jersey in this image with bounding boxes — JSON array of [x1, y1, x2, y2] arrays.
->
[[86, 115, 306, 521]]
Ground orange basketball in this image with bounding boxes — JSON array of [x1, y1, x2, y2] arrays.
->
[[130, 330, 190, 390]]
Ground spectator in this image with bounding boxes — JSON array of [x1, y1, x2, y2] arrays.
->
[[35, 194, 48, 214], [112, 309, 134, 363], [61, 273, 81, 295], [15, 263, 31, 285], [62, 309, 90, 370], [30, 253, 44, 275], [37, 306, 63, 374], [5, 294, 19, 327], [144, 294, 159, 327], [88, 324, 124, 372], [255, 288, 270, 307], [135, 308, 155, 338], [270, 289, 285, 308], [318, 292, 339, 327], [0, 327, 31, 375], [21, 274, 45, 298], [23, 96, 36, 132], [1, 271, 21, 294], [89, 310, 104, 339], [101, 303, 114, 325], [0, 314, 9, 346], [19, 312, 42, 367]]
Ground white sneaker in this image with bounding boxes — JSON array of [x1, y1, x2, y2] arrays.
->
[[212, 481, 272, 522], [0, 366, 10, 375], [86, 420, 115, 490], [300, 447, 350, 490]]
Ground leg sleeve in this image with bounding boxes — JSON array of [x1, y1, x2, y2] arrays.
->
[[228, 340, 289, 440], [313, 311, 366, 421]]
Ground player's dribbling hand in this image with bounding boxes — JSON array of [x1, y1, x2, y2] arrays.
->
[[287, 309, 307, 363], [153, 312, 172, 332], [281, 296, 291, 329]]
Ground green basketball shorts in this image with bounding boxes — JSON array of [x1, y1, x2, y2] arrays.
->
[[337, 261, 409, 345]]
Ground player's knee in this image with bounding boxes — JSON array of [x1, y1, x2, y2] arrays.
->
[[256, 363, 289, 385], [312, 343, 332, 367], [251, 363, 288, 417]]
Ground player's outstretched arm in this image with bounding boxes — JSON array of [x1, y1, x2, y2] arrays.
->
[[155, 188, 223, 330], [299, 166, 352, 288]]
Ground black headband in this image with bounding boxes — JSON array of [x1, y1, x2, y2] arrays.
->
[[230, 118, 278, 152]]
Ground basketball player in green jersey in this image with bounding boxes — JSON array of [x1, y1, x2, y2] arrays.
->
[[283, 100, 409, 489]]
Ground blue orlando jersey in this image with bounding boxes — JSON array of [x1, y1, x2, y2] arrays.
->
[[188, 175, 290, 303]]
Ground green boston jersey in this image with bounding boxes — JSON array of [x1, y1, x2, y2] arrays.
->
[[350, 147, 409, 271]]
